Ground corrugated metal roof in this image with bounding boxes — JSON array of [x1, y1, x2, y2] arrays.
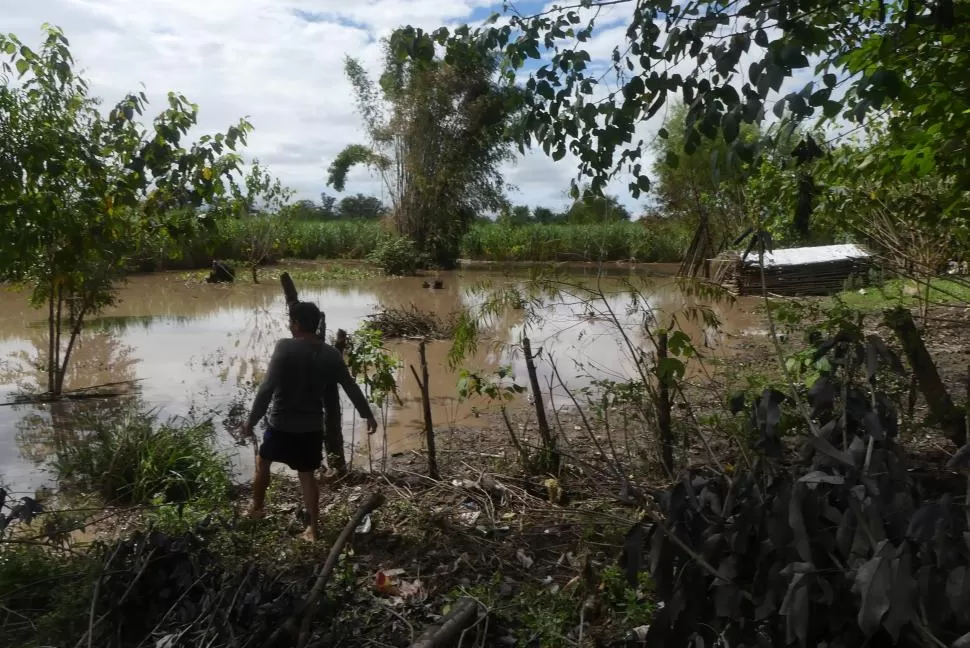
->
[[743, 243, 871, 268]]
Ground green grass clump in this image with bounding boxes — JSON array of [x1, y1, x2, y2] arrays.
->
[[51, 405, 231, 507]]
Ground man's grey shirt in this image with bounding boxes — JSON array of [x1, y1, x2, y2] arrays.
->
[[247, 337, 373, 433]]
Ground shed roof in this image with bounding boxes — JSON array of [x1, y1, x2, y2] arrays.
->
[[742, 243, 871, 268]]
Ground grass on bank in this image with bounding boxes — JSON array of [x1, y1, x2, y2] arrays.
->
[[831, 276, 970, 312], [146, 219, 691, 271]]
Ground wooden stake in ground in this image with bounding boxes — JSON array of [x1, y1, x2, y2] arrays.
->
[[522, 336, 559, 472], [262, 491, 385, 648], [409, 339, 440, 480]]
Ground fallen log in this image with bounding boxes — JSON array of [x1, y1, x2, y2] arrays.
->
[[884, 306, 966, 445], [262, 491, 386, 648], [408, 597, 483, 648]]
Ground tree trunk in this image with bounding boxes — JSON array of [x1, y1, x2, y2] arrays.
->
[[55, 303, 88, 396], [409, 339, 439, 480], [47, 288, 56, 394], [884, 306, 966, 445], [51, 286, 64, 396], [657, 331, 675, 475]]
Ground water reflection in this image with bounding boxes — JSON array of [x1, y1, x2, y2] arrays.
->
[[0, 269, 758, 491]]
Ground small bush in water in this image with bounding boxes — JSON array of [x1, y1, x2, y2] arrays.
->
[[368, 235, 425, 275]]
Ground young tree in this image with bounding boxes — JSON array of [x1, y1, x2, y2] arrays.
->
[[650, 101, 766, 275], [0, 26, 252, 396], [222, 159, 293, 283], [327, 30, 520, 269]]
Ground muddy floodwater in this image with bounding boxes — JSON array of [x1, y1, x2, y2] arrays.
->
[[0, 265, 759, 492]]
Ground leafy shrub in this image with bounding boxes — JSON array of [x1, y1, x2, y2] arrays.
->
[[630, 325, 970, 648], [51, 404, 231, 506], [367, 235, 423, 275], [0, 544, 94, 645], [1, 524, 311, 648]]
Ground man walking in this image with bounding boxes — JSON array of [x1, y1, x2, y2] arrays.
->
[[240, 301, 377, 541]]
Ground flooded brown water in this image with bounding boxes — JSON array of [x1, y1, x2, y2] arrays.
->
[[0, 266, 759, 492]]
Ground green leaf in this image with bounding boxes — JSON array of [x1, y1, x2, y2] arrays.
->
[[853, 552, 893, 635], [657, 357, 685, 381], [722, 111, 739, 143], [773, 96, 787, 118], [823, 100, 842, 118], [14, 58, 28, 76], [766, 63, 784, 93]]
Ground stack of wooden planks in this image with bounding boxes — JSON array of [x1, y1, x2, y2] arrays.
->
[[714, 243, 875, 296]]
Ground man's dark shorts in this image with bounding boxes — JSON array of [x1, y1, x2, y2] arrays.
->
[[258, 427, 324, 473]]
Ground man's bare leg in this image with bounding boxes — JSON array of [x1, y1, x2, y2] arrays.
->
[[247, 457, 271, 518], [297, 470, 320, 541]]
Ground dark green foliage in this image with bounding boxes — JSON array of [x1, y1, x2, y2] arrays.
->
[[394, 0, 970, 231], [0, 523, 319, 648], [0, 543, 95, 646], [563, 193, 632, 224], [367, 235, 424, 275], [630, 326, 970, 648], [0, 26, 252, 395]]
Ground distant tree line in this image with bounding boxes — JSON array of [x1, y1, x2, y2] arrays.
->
[[496, 193, 635, 227], [284, 192, 388, 221]]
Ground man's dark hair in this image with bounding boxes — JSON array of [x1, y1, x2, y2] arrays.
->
[[289, 301, 321, 334]]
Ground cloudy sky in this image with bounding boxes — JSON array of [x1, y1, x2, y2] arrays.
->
[[5, 1, 826, 214]]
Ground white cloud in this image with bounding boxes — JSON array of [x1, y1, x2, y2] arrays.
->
[[5, 0, 847, 216]]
